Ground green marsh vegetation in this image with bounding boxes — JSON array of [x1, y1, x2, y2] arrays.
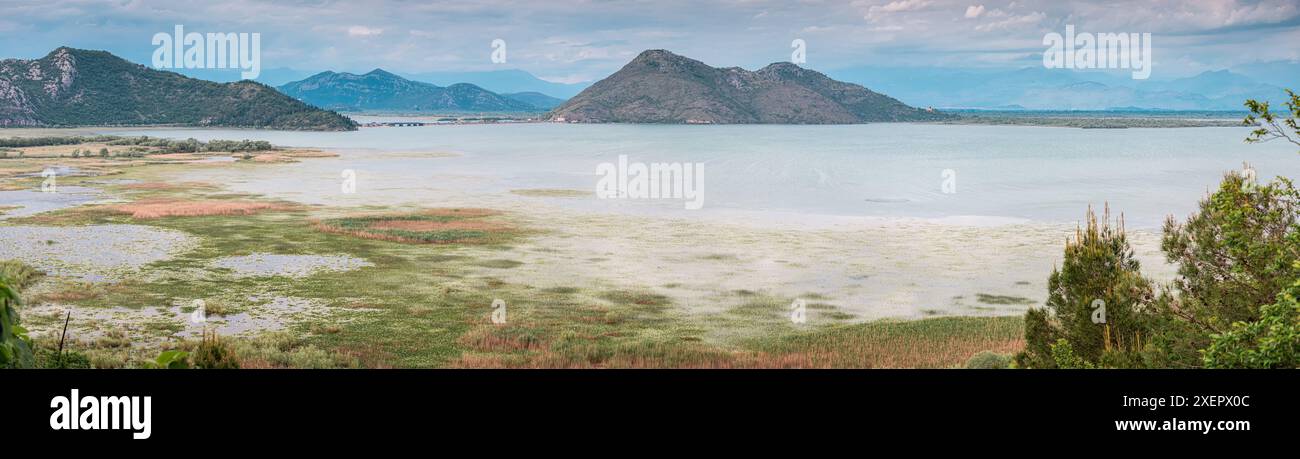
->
[[0, 135, 274, 154]]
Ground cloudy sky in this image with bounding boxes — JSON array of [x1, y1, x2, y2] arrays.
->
[[1, 0, 1297, 83]]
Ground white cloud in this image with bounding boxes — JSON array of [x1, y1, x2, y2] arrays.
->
[[974, 11, 1045, 31], [864, 0, 933, 20], [347, 26, 383, 37], [1, 0, 1297, 80]]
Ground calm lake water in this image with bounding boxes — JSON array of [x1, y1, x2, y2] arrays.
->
[[105, 123, 1300, 228]]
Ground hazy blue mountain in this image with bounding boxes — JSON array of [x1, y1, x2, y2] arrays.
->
[[0, 47, 356, 130], [502, 91, 566, 110], [826, 65, 1291, 110], [402, 69, 588, 99], [1230, 60, 1300, 90], [278, 69, 538, 112]]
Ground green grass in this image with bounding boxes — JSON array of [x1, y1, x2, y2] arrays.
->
[[744, 316, 1025, 368], [976, 293, 1036, 305]]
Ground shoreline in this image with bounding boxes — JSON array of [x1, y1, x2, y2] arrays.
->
[[0, 110, 1257, 136]]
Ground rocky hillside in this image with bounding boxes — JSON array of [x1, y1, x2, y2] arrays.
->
[[279, 69, 538, 112], [0, 47, 356, 130], [549, 49, 949, 124]]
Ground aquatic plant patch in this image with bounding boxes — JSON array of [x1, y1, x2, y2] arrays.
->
[[108, 200, 293, 219], [312, 208, 515, 245]]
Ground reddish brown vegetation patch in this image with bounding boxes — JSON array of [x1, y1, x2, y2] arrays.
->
[[312, 208, 515, 245], [457, 325, 547, 352], [366, 219, 507, 232], [417, 208, 501, 218], [109, 200, 292, 219], [120, 181, 215, 191]]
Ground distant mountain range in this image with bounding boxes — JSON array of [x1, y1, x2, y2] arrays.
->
[[400, 69, 589, 99], [278, 70, 563, 112], [174, 66, 589, 100], [826, 65, 1297, 111], [548, 49, 949, 124], [499, 91, 566, 110], [0, 47, 356, 130], [5, 47, 1290, 130]]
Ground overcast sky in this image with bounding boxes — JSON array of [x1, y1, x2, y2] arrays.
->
[[1, 0, 1297, 82]]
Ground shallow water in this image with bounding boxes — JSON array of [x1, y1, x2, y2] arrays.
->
[[103, 123, 1300, 228], [0, 224, 197, 281], [211, 253, 374, 278], [0, 186, 101, 219]]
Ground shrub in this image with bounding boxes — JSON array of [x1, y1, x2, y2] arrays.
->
[[193, 330, 240, 369], [1203, 274, 1300, 368], [965, 351, 1012, 369], [0, 260, 42, 289], [37, 347, 91, 369], [0, 261, 41, 368], [1017, 206, 1153, 368], [1049, 339, 1095, 369], [152, 350, 190, 369], [1155, 171, 1299, 362], [0, 275, 33, 368]]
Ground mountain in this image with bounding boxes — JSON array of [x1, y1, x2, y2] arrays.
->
[[172, 66, 317, 87], [548, 50, 948, 124], [0, 47, 356, 130], [826, 66, 1291, 111], [1230, 60, 1300, 90], [502, 91, 566, 110], [403, 69, 588, 99], [278, 69, 538, 112]]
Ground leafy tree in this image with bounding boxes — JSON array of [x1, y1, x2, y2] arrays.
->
[[1203, 272, 1300, 368], [1160, 171, 1299, 343], [1016, 307, 1059, 368], [1017, 206, 1154, 367], [0, 275, 34, 368], [1244, 89, 1300, 150], [1138, 92, 1300, 368], [1049, 339, 1095, 369]]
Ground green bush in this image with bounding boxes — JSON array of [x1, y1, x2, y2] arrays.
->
[[193, 331, 240, 369], [965, 351, 1012, 369], [1203, 274, 1300, 368], [37, 347, 92, 369], [1017, 206, 1153, 368], [0, 274, 34, 368], [1153, 171, 1299, 364], [1049, 339, 1095, 369]]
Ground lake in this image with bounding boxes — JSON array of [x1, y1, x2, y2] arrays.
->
[[105, 122, 1300, 229]]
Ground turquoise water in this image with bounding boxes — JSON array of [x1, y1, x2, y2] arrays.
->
[[106, 123, 1300, 228]]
